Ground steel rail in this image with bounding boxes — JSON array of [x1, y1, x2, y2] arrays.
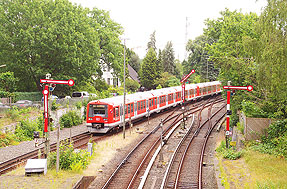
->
[[101, 108, 180, 189], [198, 111, 226, 189], [127, 98, 224, 188], [160, 98, 214, 189], [0, 132, 91, 175], [175, 103, 225, 189], [159, 99, 225, 189]]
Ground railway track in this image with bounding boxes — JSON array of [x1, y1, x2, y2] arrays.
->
[[0, 132, 101, 176], [160, 98, 226, 189], [97, 96, 225, 189]]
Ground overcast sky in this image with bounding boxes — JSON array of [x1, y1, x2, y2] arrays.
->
[[69, 0, 267, 61]]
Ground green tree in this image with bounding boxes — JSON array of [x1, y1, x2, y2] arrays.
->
[[147, 31, 157, 51], [155, 72, 173, 88], [139, 48, 160, 89], [203, 9, 259, 125], [205, 9, 258, 87], [0, 0, 123, 95], [184, 35, 218, 81], [162, 41, 176, 75], [0, 72, 18, 92], [127, 49, 141, 73], [243, 0, 287, 118], [90, 8, 124, 79], [125, 78, 140, 92]]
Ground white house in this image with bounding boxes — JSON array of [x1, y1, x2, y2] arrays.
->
[[101, 63, 139, 87]]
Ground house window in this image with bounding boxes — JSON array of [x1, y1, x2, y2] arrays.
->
[[107, 78, 111, 85], [113, 78, 118, 87]]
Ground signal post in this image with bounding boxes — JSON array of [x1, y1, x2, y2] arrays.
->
[[40, 75, 74, 172], [180, 69, 195, 103], [223, 84, 253, 148]]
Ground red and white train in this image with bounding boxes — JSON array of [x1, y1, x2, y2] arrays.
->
[[86, 81, 221, 133]]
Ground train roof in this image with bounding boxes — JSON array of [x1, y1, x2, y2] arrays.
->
[[88, 81, 221, 106]]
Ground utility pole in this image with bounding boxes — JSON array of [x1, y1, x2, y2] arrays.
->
[[184, 17, 191, 60], [123, 38, 127, 139], [207, 59, 209, 81]]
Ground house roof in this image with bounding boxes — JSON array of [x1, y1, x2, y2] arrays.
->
[[128, 64, 140, 83]]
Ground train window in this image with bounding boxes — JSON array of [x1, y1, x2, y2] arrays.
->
[[131, 103, 134, 113], [125, 105, 127, 114], [89, 104, 107, 117], [116, 107, 119, 117], [144, 101, 146, 109], [138, 102, 140, 111], [128, 104, 130, 114], [149, 99, 152, 107], [113, 108, 116, 118]]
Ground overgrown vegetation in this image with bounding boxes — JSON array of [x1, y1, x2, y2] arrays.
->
[[0, 116, 43, 148], [0, 131, 19, 147], [216, 140, 242, 160], [0, 107, 40, 128], [14, 117, 43, 141], [48, 141, 91, 171], [249, 119, 287, 158], [60, 111, 82, 129]]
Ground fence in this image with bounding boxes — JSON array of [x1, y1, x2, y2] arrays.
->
[[239, 112, 273, 140], [0, 97, 12, 104]]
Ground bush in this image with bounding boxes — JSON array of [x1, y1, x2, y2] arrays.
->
[[125, 78, 140, 92], [60, 111, 82, 129], [236, 122, 244, 134], [0, 132, 19, 148], [216, 140, 242, 160], [48, 141, 90, 171], [241, 100, 268, 118], [0, 91, 14, 98], [14, 116, 43, 141], [51, 100, 60, 111]]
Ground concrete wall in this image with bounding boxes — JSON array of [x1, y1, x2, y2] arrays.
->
[[239, 112, 272, 140]]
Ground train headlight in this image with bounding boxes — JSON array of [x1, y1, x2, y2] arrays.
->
[[88, 118, 93, 121], [103, 118, 108, 121]]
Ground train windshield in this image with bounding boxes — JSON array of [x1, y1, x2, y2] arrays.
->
[[89, 104, 107, 117]]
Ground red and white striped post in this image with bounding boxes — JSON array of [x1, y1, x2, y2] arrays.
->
[[40, 76, 75, 160], [180, 69, 195, 103], [226, 90, 231, 134], [223, 84, 253, 148]]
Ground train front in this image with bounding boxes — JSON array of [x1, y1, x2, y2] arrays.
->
[[86, 101, 113, 133]]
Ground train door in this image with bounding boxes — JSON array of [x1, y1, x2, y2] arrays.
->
[[196, 86, 200, 96], [113, 106, 120, 122]]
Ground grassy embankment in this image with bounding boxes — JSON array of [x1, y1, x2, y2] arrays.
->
[[217, 147, 287, 188]]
